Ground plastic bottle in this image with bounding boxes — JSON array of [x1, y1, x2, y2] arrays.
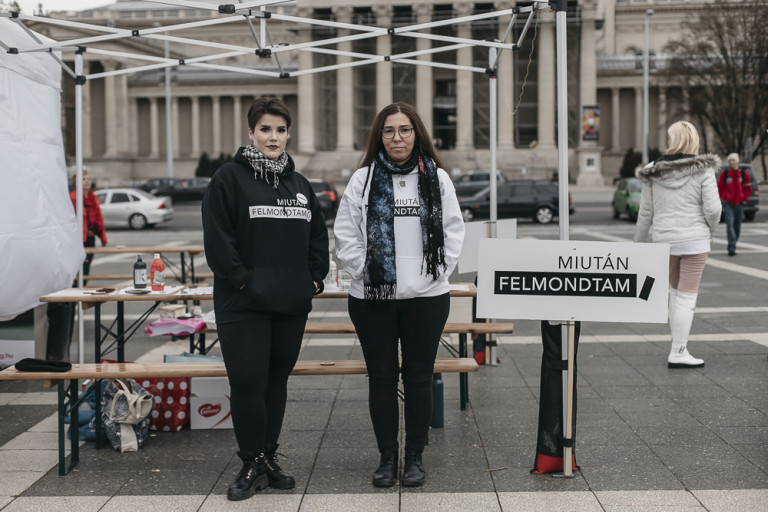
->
[[133, 254, 147, 289], [324, 256, 337, 290], [150, 253, 165, 291]]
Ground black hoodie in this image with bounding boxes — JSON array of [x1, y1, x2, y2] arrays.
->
[[202, 148, 329, 324]]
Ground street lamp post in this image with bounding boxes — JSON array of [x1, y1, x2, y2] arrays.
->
[[642, 9, 653, 164]]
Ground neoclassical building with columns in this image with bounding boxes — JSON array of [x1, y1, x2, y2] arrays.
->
[[21, 0, 755, 185]]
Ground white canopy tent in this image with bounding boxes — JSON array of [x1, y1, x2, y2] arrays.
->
[[1, 0, 578, 476], [0, 17, 84, 322]]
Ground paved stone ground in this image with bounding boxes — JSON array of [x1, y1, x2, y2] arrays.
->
[[1, 213, 766, 511]]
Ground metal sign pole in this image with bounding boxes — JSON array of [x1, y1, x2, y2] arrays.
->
[[75, 49, 85, 364], [553, 0, 575, 478], [487, 46, 499, 366], [164, 35, 174, 178]]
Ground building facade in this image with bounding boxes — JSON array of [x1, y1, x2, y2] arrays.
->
[[18, 0, 760, 185]]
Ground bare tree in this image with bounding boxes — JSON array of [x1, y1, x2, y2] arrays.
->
[[663, 0, 767, 171]]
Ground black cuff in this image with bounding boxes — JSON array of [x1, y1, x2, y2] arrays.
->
[[314, 280, 325, 295]]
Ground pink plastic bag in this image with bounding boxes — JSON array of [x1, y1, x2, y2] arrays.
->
[[146, 318, 206, 337]]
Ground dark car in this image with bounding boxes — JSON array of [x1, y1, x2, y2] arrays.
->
[[453, 170, 508, 198], [458, 181, 574, 224], [718, 164, 759, 221], [309, 178, 340, 220], [138, 177, 211, 202]]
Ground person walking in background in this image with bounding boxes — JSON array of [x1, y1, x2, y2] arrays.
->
[[202, 97, 329, 501], [634, 121, 721, 368], [718, 153, 752, 256], [334, 103, 464, 488], [46, 169, 107, 361]]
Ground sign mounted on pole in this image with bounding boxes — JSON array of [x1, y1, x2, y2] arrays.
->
[[477, 239, 669, 323]]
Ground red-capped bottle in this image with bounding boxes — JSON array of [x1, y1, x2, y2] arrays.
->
[[150, 253, 165, 291]]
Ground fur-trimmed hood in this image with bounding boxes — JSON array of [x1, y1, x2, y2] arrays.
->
[[635, 153, 720, 189]]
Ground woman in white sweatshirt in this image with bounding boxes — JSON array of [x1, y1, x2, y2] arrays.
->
[[634, 121, 721, 368], [334, 103, 464, 488]]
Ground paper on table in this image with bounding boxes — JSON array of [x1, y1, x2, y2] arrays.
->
[[181, 286, 213, 295]]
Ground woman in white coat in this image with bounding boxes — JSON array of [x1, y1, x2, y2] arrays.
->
[[634, 121, 721, 368], [334, 103, 464, 488]]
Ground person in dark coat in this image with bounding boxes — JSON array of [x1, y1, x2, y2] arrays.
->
[[202, 97, 329, 501]]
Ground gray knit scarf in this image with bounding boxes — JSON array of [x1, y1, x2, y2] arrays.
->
[[242, 145, 288, 188]]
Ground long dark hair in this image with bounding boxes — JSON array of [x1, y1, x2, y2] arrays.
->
[[359, 103, 445, 170]]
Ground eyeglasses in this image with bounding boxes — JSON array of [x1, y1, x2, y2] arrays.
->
[[382, 127, 414, 139]]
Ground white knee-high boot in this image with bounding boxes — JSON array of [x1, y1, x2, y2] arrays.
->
[[668, 291, 704, 368]]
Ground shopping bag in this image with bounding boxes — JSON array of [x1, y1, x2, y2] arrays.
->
[[101, 379, 154, 452]]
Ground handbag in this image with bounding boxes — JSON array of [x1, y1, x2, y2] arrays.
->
[[102, 379, 154, 452]]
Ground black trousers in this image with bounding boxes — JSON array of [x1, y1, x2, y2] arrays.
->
[[45, 235, 96, 361], [349, 293, 450, 454], [217, 316, 306, 460]]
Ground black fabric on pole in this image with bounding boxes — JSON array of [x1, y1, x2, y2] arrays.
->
[[471, 276, 486, 354], [531, 320, 580, 473]]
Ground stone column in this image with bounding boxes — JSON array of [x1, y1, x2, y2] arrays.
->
[[414, 4, 433, 135], [296, 7, 315, 154], [454, 2, 474, 152], [576, 0, 602, 185], [373, 5, 393, 111], [233, 96, 242, 151], [537, 11, 556, 149], [191, 96, 200, 156], [495, 1, 515, 150], [657, 87, 667, 151], [149, 96, 159, 158], [102, 60, 120, 157], [634, 87, 642, 150], [611, 87, 620, 150], [212, 95, 221, 154], [172, 97, 180, 156], [129, 97, 139, 155], [334, 6, 355, 152]]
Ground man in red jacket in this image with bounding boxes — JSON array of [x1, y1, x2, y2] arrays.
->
[[718, 153, 752, 256]]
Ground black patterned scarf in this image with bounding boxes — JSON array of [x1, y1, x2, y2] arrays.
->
[[363, 149, 447, 300], [241, 145, 288, 188]]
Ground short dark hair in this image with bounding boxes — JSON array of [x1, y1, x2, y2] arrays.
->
[[359, 102, 445, 170], [247, 96, 291, 130]]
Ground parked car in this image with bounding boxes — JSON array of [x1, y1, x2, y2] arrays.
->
[[309, 178, 340, 220], [138, 177, 211, 202], [453, 170, 508, 198], [718, 164, 760, 221], [458, 181, 573, 224], [612, 177, 642, 221], [94, 188, 173, 230]]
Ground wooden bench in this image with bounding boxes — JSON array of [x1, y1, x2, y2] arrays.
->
[[0, 358, 479, 476], [193, 321, 515, 412]]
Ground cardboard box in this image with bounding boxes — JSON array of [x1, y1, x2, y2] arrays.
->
[[0, 339, 34, 370], [159, 304, 187, 319], [190, 377, 232, 430]]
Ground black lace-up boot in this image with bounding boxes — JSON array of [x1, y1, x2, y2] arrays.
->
[[264, 444, 296, 489], [401, 448, 425, 487], [372, 450, 398, 488], [227, 453, 268, 501]]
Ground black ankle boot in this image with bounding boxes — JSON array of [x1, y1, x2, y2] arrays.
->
[[401, 448, 425, 487], [227, 453, 268, 501], [372, 450, 398, 488], [264, 444, 296, 489]]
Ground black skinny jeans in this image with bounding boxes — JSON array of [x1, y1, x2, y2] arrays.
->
[[349, 293, 450, 454], [217, 316, 306, 460]]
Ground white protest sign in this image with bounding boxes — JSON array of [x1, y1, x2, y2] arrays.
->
[[457, 219, 517, 274], [477, 239, 669, 323]]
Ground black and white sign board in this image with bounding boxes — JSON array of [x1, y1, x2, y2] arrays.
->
[[477, 239, 669, 323], [457, 219, 517, 274]]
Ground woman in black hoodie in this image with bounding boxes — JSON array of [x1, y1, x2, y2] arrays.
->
[[202, 97, 329, 501]]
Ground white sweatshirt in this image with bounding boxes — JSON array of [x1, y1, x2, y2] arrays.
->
[[333, 164, 465, 300]]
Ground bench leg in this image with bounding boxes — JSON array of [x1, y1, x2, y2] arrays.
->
[[459, 333, 468, 410], [58, 379, 80, 475]]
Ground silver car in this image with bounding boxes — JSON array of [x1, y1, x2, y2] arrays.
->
[[94, 188, 174, 230]]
